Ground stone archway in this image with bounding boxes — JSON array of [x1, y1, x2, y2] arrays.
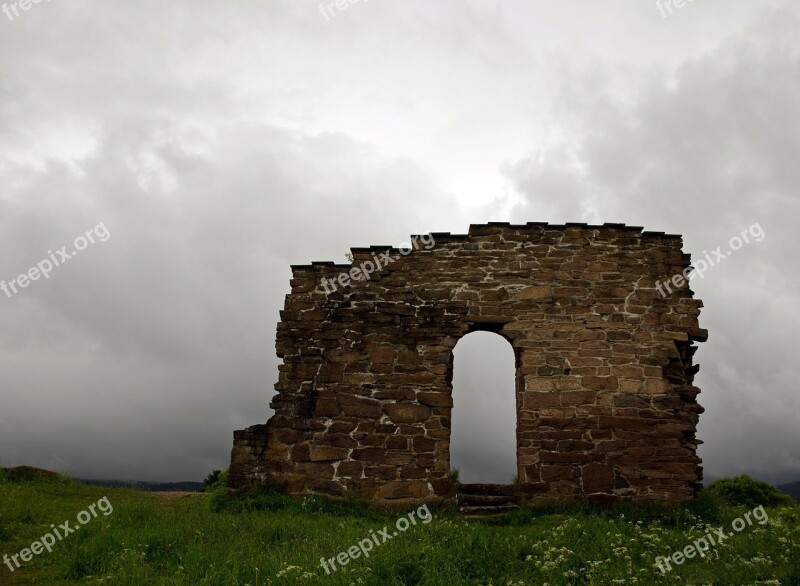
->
[[229, 223, 707, 506]]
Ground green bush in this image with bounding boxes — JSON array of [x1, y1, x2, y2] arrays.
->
[[706, 475, 794, 509], [203, 469, 222, 490], [210, 484, 293, 514], [209, 478, 392, 522], [449, 467, 460, 484]]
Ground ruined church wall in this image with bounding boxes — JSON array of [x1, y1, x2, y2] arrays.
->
[[229, 223, 706, 506]]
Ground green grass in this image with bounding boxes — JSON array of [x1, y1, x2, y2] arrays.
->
[[1, 472, 798, 585]]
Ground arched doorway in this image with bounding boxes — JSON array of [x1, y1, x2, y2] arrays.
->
[[449, 331, 517, 484]]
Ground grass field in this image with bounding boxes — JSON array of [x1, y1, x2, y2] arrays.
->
[[1, 469, 798, 585]]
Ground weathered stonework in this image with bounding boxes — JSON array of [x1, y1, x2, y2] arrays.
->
[[229, 223, 706, 506]]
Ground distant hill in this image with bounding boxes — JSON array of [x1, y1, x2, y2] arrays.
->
[[77, 478, 205, 492], [778, 481, 800, 503], [1, 466, 205, 492]]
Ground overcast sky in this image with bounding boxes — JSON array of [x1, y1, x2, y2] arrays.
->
[[0, 1, 797, 485]]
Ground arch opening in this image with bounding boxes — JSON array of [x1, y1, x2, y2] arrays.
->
[[449, 330, 518, 485]]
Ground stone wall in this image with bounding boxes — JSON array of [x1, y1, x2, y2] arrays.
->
[[229, 223, 706, 506]]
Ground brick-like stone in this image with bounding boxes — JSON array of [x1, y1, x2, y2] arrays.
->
[[581, 376, 619, 391], [386, 436, 408, 450], [412, 436, 437, 453], [541, 465, 576, 481], [516, 286, 554, 300], [337, 461, 363, 478], [310, 446, 349, 461], [417, 392, 453, 407], [523, 392, 561, 409], [371, 347, 395, 364], [582, 464, 615, 493], [383, 403, 431, 424], [561, 391, 596, 406]]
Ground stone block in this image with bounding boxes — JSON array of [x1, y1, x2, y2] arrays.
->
[[383, 403, 431, 424]]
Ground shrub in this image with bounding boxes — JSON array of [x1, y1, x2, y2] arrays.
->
[[203, 469, 222, 491], [449, 467, 460, 485], [209, 478, 391, 521], [209, 474, 292, 513], [706, 475, 794, 509]]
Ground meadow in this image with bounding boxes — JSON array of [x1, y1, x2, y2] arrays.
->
[[1, 468, 798, 585]]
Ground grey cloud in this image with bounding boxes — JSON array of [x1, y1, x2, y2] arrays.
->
[[0, 116, 460, 480], [0, 0, 797, 486]]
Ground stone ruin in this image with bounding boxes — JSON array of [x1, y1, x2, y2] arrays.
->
[[229, 223, 706, 507]]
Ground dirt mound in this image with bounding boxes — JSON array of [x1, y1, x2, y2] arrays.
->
[[3, 465, 60, 481]]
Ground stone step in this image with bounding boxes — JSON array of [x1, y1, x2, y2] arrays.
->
[[457, 493, 516, 506], [456, 483, 519, 516], [455, 483, 515, 497], [458, 504, 520, 515]]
